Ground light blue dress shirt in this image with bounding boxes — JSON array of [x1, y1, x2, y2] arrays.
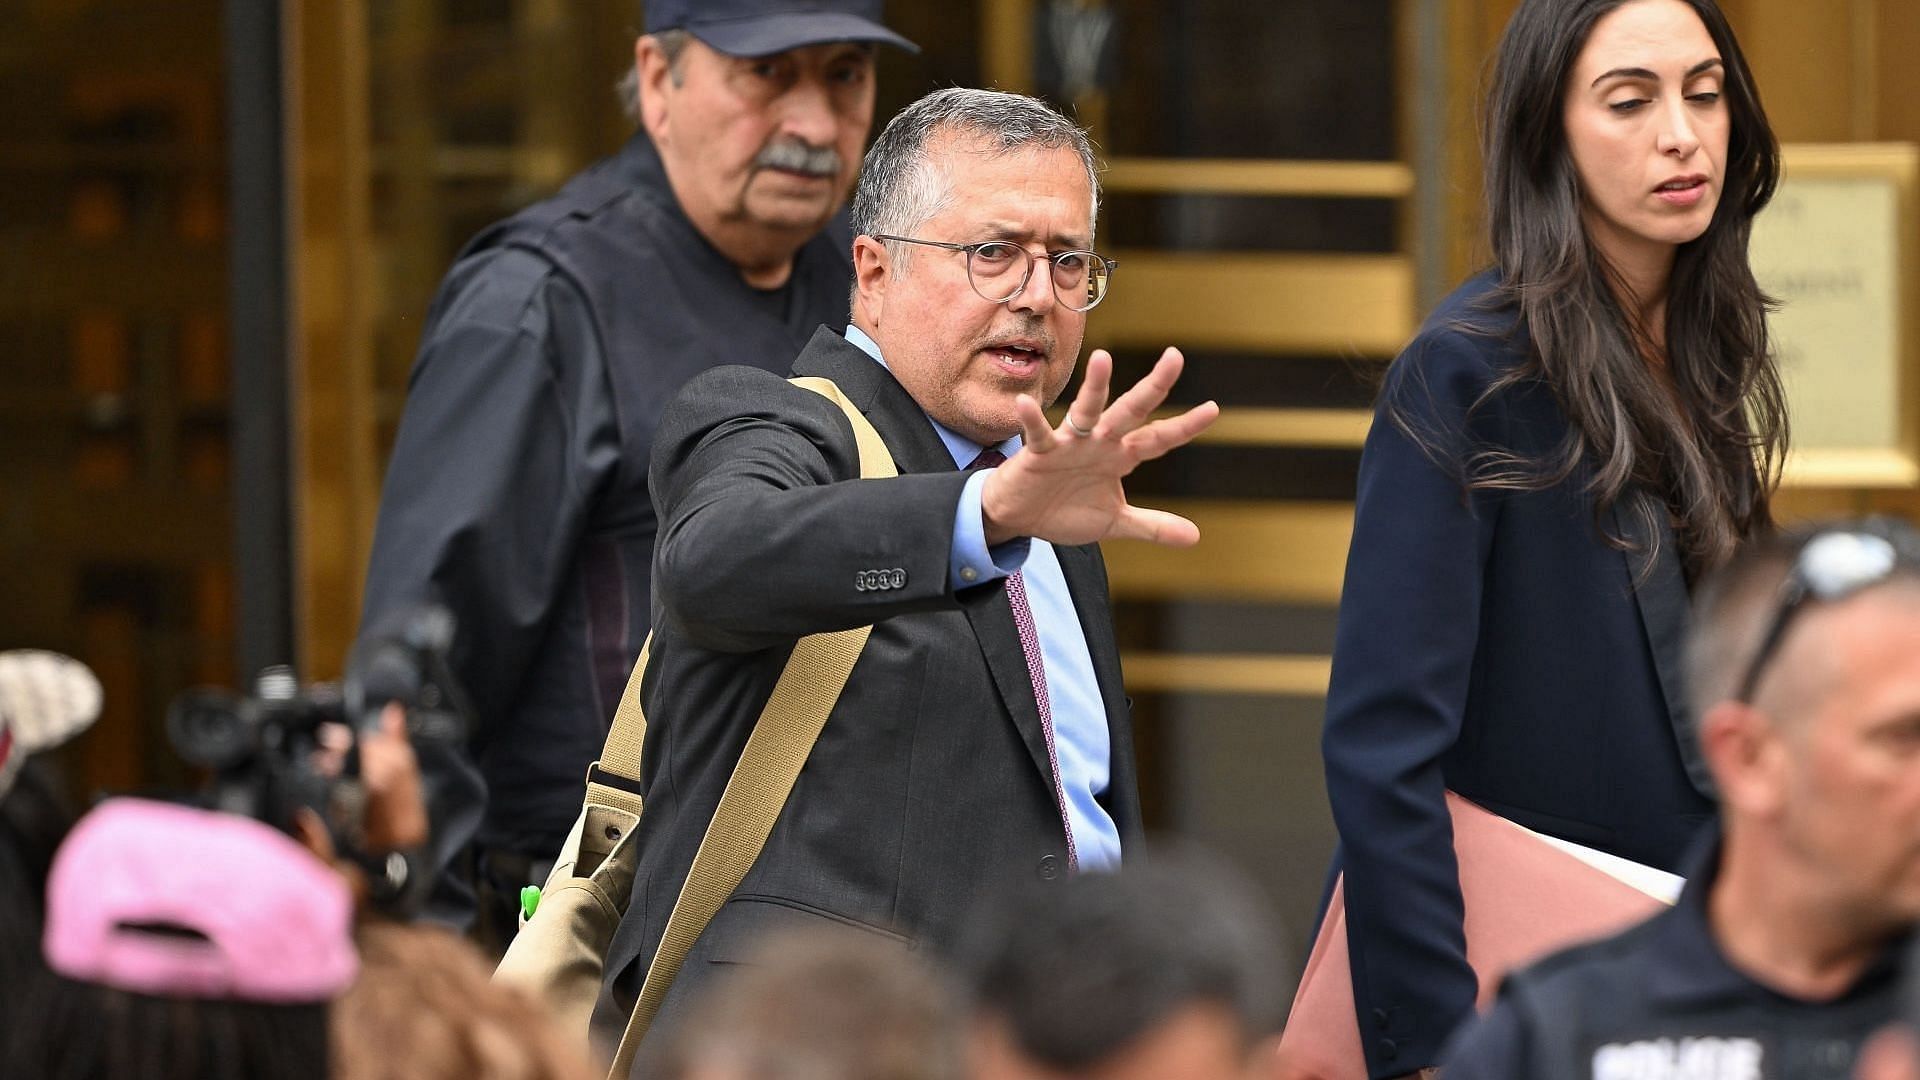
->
[[843, 324, 1121, 869]]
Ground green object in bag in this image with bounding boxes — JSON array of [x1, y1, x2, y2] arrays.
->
[[520, 885, 541, 921], [490, 376, 892, 1080]]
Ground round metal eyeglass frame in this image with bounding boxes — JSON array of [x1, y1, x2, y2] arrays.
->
[[870, 234, 1118, 312], [1733, 525, 1913, 704]]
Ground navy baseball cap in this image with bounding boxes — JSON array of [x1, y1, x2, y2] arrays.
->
[[646, 0, 919, 58]]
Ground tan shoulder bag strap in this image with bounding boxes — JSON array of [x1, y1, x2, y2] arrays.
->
[[603, 376, 896, 1078]]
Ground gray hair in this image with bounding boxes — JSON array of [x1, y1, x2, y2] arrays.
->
[[1685, 518, 1920, 724], [849, 87, 1101, 273], [1685, 538, 1798, 723], [615, 29, 694, 122]]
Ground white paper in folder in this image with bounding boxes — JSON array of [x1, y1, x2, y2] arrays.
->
[[1515, 820, 1687, 904]]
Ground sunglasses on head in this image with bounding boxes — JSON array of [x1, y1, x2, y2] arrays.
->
[[1733, 523, 1919, 705]]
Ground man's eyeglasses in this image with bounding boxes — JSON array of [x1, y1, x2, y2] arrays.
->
[[870, 235, 1117, 312], [1733, 525, 1914, 704]]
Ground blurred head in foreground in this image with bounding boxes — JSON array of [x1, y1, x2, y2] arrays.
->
[[656, 925, 966, 1080], [957, 849, 1290, 1080], [7, 797, 356, 1080], [0, 649, 102, 967], [1688, 519, 1920, 942], [331, 920, 595, 1080]]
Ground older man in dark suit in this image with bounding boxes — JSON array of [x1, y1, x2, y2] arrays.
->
[[599, 86, 1219, 1052]]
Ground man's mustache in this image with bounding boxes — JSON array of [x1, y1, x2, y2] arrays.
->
[[754, 139, 843, 178]]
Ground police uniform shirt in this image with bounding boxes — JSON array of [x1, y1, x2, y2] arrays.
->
[[1443, 838, 1908, 1080]]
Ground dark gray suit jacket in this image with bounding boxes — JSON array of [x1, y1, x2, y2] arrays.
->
[[600, 327, 1144, 1037]]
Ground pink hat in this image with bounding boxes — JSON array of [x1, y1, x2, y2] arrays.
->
[[43, 798, 358, 1002]]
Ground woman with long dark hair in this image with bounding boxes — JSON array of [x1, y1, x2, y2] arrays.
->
[[1319, 0, 1783, 1075]]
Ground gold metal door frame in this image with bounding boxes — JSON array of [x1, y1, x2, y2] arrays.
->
[[979, 0, 1437, 698]]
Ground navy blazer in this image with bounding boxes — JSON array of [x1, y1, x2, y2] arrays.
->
[[1321, 272, 1717, 1078]]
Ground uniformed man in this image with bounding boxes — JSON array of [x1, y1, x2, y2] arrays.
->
[[1444, 519, 1920, 1079], [355, 0, 916, 938]]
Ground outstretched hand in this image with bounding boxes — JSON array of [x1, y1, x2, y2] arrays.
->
[[980, 347, 1219, 548]]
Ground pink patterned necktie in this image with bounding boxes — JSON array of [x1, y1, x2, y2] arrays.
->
[[969, 449, 1078, 871]]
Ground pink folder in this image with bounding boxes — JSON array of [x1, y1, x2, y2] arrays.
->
[[1275, 793, 1675, 1080]]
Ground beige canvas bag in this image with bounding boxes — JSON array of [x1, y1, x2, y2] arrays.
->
[[493, 376, 896, 1078]]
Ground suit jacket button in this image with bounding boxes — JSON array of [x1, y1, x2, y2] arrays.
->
[[1379, 1038, 1398, 1061], [1037, 854, 1062, 881]]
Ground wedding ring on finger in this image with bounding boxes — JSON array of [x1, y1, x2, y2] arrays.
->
[[1064, 415, 1095, 438]]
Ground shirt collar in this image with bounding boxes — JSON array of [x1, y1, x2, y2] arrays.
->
[[843, 324, 1020, 469], [1646, 831, 1911, 1007]]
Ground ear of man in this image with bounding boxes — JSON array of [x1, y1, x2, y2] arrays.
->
[[851, 235, 891, 326], [635, 36, 677, 145], [1698, 699, 1790, 820]]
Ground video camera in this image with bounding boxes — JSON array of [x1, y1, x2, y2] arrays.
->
[[165, 605, 470, 912]]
